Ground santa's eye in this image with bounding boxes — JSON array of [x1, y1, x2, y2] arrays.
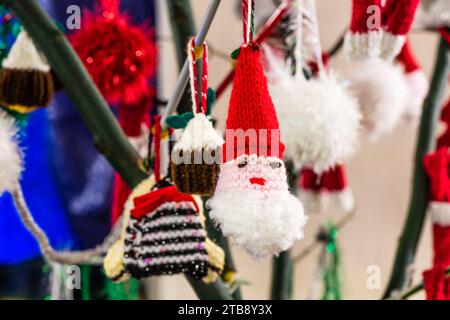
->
[[237, 160, 248, 168], [270, 162, 282, 169]]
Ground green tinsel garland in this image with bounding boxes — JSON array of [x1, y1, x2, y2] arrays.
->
[[321, 222, 342, 300]]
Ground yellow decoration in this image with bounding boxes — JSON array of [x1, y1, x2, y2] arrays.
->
[[7, 104, 39, 114]]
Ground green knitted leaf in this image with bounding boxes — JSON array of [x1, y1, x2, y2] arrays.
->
[[231, 47, 240, 60], [165, 112, 194, 129], [206, 88, 216, 116]]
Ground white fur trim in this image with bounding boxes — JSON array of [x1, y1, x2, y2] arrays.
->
[[402, 69, 429, 124], [343, 31, 382, 61], [326, 188, 355, 213], [0, 111, 22, 194], [380, 31, 406, 61], [345, 58, 410, 140], [429, 202, 450, 227], [2, 31, 50, 72], [298, 190, 327, 214], [173, 113, 224, 152]]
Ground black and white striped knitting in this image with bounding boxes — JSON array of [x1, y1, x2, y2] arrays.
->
[[123, 184, 209, 280]]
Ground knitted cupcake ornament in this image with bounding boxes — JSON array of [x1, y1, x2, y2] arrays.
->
[[208, 0, 307, 260], [0, 30, 55, 109], [171, 39, 224, 196]]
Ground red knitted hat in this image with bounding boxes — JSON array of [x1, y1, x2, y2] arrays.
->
[[396, 39, 421, 74], [223, 44, 285, 162], [344, 0, 383, 60]]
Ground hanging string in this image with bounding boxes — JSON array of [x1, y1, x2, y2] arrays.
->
[[11, 184, 123, 265], [302, 0, 325, 76], [153, 115, 162, 182], [242, 0, 255, 44], [294, 0, 304, 78], [188, 38, 208, 114]]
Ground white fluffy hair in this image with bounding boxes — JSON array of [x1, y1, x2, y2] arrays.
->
[[0, 111, 22, 194], [208, 188, 307, 260], [265, 46, 361, 174], [345, 58, 410, 140], [403, 69, 429, 124]]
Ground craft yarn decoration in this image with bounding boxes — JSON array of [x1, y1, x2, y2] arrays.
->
[[123, 180, 209, 279], [396, 39, 429, 124], [171, 39, 224, 196], [104, 175, 156, 282], [344, 0, 383, 61], [380, 0, 420, 61], [208, 1, 308, 259], [69, 0, 156, 106], [344, 58, 410, 140], [0, 109, 22, 195], [344, 0, 420, 61], [0, 30, 54, 108], [422, 148, 450, 300]]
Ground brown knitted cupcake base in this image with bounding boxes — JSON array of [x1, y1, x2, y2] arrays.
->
[[171, 156, 220, 196], [0, 68, 55, 107]]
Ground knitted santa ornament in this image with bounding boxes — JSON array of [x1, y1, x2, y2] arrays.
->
[[0, 30, 55, 109], [423, 147, 450, 300], [344, 0, 383, 61], [396, 39, 429, 124], [344, 58, 410, 140], [69, 0, 156, 106], [171, 39, 224, 196], [380, 0, 420, 61], [208, 0, 307, 260]]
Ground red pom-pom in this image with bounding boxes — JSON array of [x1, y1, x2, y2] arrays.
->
[[69, 0, 157, 105]]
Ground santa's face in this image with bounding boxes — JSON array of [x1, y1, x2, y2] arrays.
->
[[208, 154, 307, 260], [214, 154, 289, 195]]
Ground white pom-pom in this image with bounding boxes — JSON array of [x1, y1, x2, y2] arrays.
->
[[265, 47, 360, 173], [344, 58, 410, 140], [0, 111, 22, 194], [403, 69, 429, 124], [173, 113, 224, 152], [2, 31, 50, 72]]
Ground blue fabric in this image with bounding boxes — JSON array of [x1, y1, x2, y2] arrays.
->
[[0, 109, 76, 264]]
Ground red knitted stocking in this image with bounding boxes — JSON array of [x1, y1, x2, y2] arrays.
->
[[423, 267, 447, 300]]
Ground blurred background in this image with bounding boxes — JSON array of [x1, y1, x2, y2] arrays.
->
[[0, 0, 444, 300]]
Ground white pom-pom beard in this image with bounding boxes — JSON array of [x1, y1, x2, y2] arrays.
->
[[345, 58, 410, 140], [0, 111, 22, 194], [208, 155, 308, 260]]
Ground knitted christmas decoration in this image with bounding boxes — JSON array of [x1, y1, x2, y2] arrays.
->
[[69, 0, 156, 106], [396, 39, 429, 124], [344, 0, 383, 60], [423, 148, 450, 300], [124, 181, 208, 279], [298, 165, 354, 214], [208, 41, 308, 258], [380, 0, 420, 61], [0, 30, 54, 108], [344, 58, 409, 140], [438, 99, 450, 150], [171, 39, 224, 196]]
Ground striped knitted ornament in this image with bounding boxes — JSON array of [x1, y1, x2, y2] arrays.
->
[[124, 180, 208, 279], [0, 30, 55, 109]]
